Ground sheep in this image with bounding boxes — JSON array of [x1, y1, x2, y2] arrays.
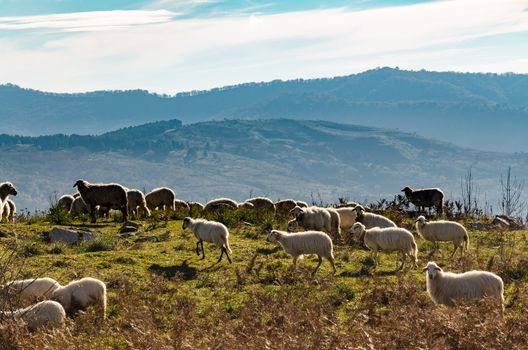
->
[[353, 205, 397, 229], [1, 300, 66, 331], [188, 201, 205, 216], [267, 229, 336, 276], [402, 186, 444, 215], [174, 199, 190, 212], [69, 196, 89, 217], [0, 182, 17, 222], [245, 197, 276, 213], [415, 216, 469, 258], [144, 187, 175, 212], [424, 261, 504, 311], [2, 199, 16, 223], [275, 199, 298, 216], [57, 195, 75, 212], [1, 278, 61, 305], [350, 222, 418, 270], [296, 200, 308, 208], [335, 207, 357, 231], [182, 217, 232, 263], [237, 201, 254, 210], [127, 189, 151, 219], [73, 179, 128, 223], [289, 206, 341, 241], [51, 277, 107, 319], [204, 198, 238, 212]]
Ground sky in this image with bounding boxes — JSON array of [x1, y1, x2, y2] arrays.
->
[[0, 0, 527, 94]]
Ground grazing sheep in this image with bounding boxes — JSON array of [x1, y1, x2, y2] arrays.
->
[[1, 300, 66, 331], [204, 198, 238, 212], [52, 277, 107, 319], [237, 201, 254, 210], [145, 187, 176, 212], [267, 230, 336, 276], [182, 217, 232, 264], [0, 182, 17, 222], [174, 199, 190, 212], [402, 186, 444, 214], [188, 201, 205, 216], [127, 189, 151, 219], [1, 278, 61, 305], [335, 207, 357, 231], [275, 199, 298, 216], [424, 261, 504, 311], [73, 180, 128, 223], [289, 206, 339, 240], [353, 205, 396, 229], [57, 195, 75, 212], [415, 216, 469, 258], [296, 201, 308, 208], [351, 222, 418, 270], [245, 197, 276, 213], [69, 196, 89, 217]]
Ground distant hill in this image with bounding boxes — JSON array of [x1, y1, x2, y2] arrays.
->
[[2, 118, 527, 211], [2, 68, 528, 152]]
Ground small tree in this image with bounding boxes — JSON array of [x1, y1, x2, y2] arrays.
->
[[461, 166, 479, 217], [499, 166, 525, 218]]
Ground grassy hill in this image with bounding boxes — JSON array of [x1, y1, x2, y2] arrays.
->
[[2, 68, 528, 151], [2, 118, 527, 212]]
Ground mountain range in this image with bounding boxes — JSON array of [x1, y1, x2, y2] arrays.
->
[[2, 67, 528, 152], [2, 118, 527, 212]]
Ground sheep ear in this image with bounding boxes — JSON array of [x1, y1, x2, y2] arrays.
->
[[422, 267, 428, 271], [434, 267, 441, 271]]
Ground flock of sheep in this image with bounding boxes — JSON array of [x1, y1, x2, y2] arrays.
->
[[0, 180, 506, 331]]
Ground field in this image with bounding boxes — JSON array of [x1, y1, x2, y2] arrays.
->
[[1, 207, 527, 349]]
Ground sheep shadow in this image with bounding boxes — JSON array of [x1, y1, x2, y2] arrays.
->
[[148, 260, 198, 280], [338, 268, 402, 278], [256, 246, 281, 255]]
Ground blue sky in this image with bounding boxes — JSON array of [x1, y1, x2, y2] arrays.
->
[[0, 0, 527, 93]]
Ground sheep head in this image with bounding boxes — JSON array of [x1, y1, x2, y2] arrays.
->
[[289, 206, 304, 218], [423, 261, 442, 280], [415, 215, 428, 226], [287, 219, 298, 232], [182, 217, 191, 230], [0, 182, 17, 197], [401, 186, 413, 196], [73, 179, 89, 190], [267, 230, 280, 243]]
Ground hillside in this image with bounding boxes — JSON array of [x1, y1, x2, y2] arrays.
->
[[2, 68, 528, 151], [2, 118, 527, 212]]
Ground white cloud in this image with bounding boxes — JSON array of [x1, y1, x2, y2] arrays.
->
[[0, 0, 527, 93], [0, 10, 176, 32]]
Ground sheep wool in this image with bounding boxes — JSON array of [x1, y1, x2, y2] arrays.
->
[[73, 179, 128, 223], [415, 216, 469, 258], [57, 195, 75, 212], [354, 205, 397, 229], [182, 217, 232, 264], [1, 300, 66, 331], [127, 189, 151, 219], [0, 182, 17, 222], [1, 277, 61, 305], [52, 277, 107, 319], [267, 229, 336, 276]]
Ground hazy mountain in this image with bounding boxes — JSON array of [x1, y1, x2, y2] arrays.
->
[[2, 118, 527, 212], [2, 68, 528, 152]]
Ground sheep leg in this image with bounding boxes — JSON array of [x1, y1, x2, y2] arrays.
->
[[399, 253, 406, 270], [450, 244, 458, 259], [195, 241, 201, 256], [328, 256, 337, 274], [217, 248, 224, 263], [200, 240, 205, 260], [312, 255, 323, 276], [90, 207, 97, 223], [224, 247, 232, 264], [292, 256, 298, 272]]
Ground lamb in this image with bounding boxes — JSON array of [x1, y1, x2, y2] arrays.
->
[[51, 277, 107, 319], [1, 277, 61, 305], [0, 182, 17, 222], [204, 198, 238, 212], [57, 194, 75, 211], [73, 179, 128, 223], [424, 261, 504, 311], [350, 222, 418, 270], [353, 205, 396, 229], [69, 196, 89, 217], [1, 300, 66, 331], [275, 199, 298, 216], [402, 186, 444, 215], [415, 216, 469, 258], [289, 206, 340, 241], [267, 230, 336, 276], [2, 199, 16, 223], [127, 189, 151, 219], [182, 217, 232, 264], [145, 187, 176, 212], [245, 197, 276, 213]]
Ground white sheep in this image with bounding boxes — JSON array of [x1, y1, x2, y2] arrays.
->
[[145, 187, 176, 212], [0, 182, 17, 222], [74, 179, 128, 223], [57, 195, 74, 212], [1, 300, 66, 331], [69, 196, 89, 217], [182, 217, 232, 264], [237, 201, 254, 210], [204, 198, 238, 212], [267, 229, 336, 276], [353, 205, 397, 229], [424, 261, 504, 311], [335, 207, 357, 231], [51, 277, 107, 319], [127, 189, 151, 219], [188, 201, 205, 214], [416, 216, 469, 258], [289, 206, 340, 241], [245, 197, 276, 212], [296, 201, 309, 208], [174, 199, 190, 212], [351, 222, 418, 270], [1, 278, 61, 305], [2, 199, 16, 223]]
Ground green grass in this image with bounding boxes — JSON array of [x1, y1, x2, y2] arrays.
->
[[0, 214, 527, 348]]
